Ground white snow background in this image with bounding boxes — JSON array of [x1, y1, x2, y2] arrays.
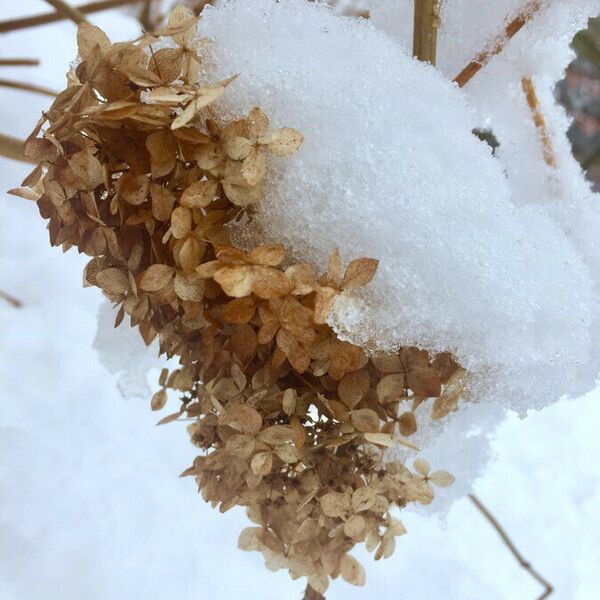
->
[[1, 2, 600, 599]]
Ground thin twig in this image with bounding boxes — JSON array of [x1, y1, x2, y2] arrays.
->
[[0, 0, 142, 34], [521, 76, 556, 168], [43, 0, 88, 25], [413, 0, 441, 65], [0, 78, 58, 97], [469, 495, 553, 600], [303, 583, 325, 600], [0, 58, 40, 67], [138, 0, 154, 31], [0, 133, 33, 163], [454, 0, 542, 87], [0, 290, 23, 308]]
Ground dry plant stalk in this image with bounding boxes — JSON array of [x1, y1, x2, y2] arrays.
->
[[138, 0, 154, 31], [12, 8, 465, 594], [0, 78, 58, 98], [413, 0, 441, 65], [0, 0, 142, 34], [0, 133, 32, 163], [454, 0, 542, 87], [469, 495, 554, 599], [0, 289, 23, 308], [44, 0, 88, 25], [0, 58, 40, 67], [521, 76, 556, 168]]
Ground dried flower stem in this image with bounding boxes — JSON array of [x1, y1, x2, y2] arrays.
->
[[0, 0, 141, 34], [521, 76, 556, 168], [303, 584, 325, 600], [0, 58, 40, 67], [469, 495, 553, 599], [138, 0, 153, 31], [412, 0, 441, 65], [0, 132, 32, 163], [44, 0, 88, 25], [0, 78, 58, 97], [0, 289, 23, 308], [454, 0, 542, 87]]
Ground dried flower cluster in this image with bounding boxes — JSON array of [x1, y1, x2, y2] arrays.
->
[[12, 9, 465, 594]]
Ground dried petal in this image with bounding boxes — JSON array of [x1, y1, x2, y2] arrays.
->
[[251, 451, 272, 476], [338, 369, 370, 408], [413, 458, 430, 477], [150, 183, 175, 221], [320, 492, 350, 518], [115, 173, 149, 206], [96, 268, 129, 296], [376, 373, 405, 403], [429, 470, 455, 487], [146, 130, 177, 178], [223, 136, 253, 161], [263, 127, 303, 157], [343, 515, 366, 539], [398, 411, 417, 436], [350, 408, 380, 433], [140, 264, 175, 291], [151, 388, 167, 411], [248, 244, 286, 267], [340, 555, 365, 587], [77, 22, 111, 61], [214, 266, 254, 297], [257, 425, 293, 446], [241, 146, 267, 186], [341, 257, 379, 290], [180, 179, 218, 209]]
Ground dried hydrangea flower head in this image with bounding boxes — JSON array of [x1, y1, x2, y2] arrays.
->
[[14, 7, 462, 594]]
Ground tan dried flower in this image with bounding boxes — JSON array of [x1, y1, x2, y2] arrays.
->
[[16, 11, 465, 594]]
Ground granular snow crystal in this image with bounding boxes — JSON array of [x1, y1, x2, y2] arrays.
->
[[198, 0, 598, 417]]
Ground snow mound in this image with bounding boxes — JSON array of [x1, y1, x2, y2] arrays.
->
[[198, 0, 597, 417]]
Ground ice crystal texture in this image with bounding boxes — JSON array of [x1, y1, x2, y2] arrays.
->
[[198, 0, 599, 419]]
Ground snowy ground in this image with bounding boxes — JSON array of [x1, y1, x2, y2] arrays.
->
[[1, 2, 600, 599]]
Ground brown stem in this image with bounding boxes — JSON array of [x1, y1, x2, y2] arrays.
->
[[454, 0, 542, 87], [0, 0, 142, 34], [521, 76, 556, 168], [469, 495, 553, 599], [303, 584, 325, 600], [413, 0, 441, 65], [0, 133, 32, 163], [43, 0, 88, 24], [138, 0, 154, 31], [0, 58, 40, 67], [0, 290, 23, 308], [0, 78, 58, 97]]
